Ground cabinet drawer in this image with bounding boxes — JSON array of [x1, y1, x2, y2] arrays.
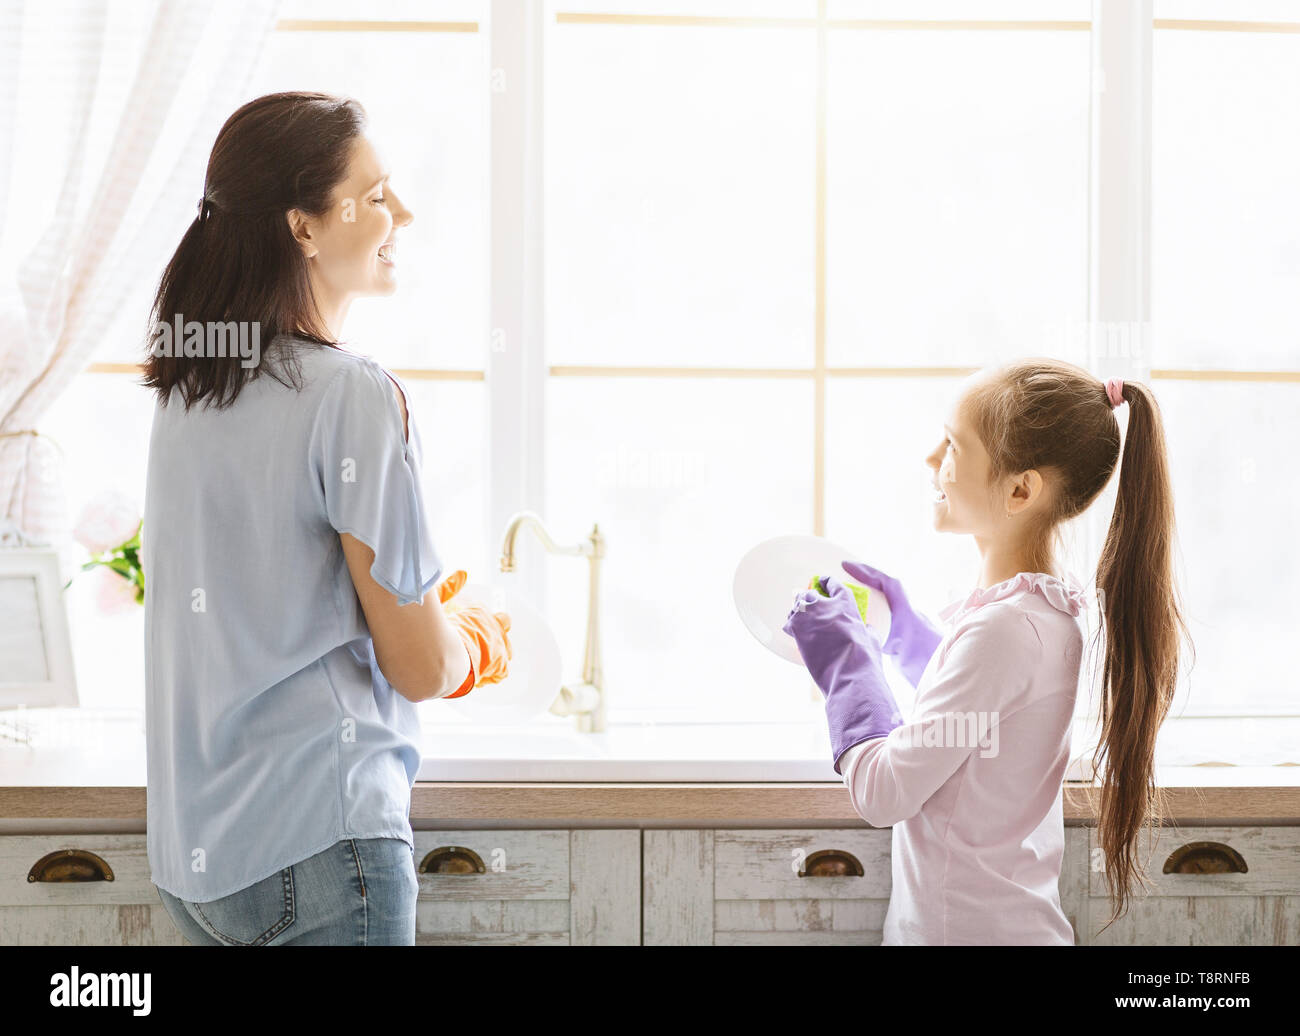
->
[[0, 834, 184, 946], [412, 830, 569, 902], [1084, 825, 1300, 946], [645, 829, 892, 946], [1087, 826, 1300, 898], [0, 835, 159, 906], [714, 829, 892, 901], [411, 829, 639, 946]]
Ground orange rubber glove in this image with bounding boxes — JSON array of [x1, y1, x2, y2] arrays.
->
[[435, 570, 513, 699]]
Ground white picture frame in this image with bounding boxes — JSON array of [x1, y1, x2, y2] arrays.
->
[[0, 548, 78, 708]]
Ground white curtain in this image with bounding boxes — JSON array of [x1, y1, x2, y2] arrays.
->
[[0, 0, 281, 547]]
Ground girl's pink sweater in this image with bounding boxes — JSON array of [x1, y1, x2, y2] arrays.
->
[[838, 571, 1088, 945]]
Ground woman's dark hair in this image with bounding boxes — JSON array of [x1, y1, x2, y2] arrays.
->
[[964, 359, 1194, 936], [141, 91, 367, 409]]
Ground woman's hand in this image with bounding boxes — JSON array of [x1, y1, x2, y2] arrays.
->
[[436, 569, 468, 605], [445, 606, 513, 697], [839, 561, 943, 690], [783, 577, 904, 774], [433, 569, 513, 696]]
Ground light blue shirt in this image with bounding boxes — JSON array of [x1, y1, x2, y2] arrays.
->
[[143, 336, 443, 901]]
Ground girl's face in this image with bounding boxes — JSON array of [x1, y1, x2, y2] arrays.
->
[[925, 387, 1000, 536], [291, 134, 413, 303]]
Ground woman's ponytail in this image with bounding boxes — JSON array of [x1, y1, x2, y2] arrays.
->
[[1091, 380, 1193, 932]]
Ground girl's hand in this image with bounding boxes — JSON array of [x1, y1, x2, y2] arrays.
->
[[840, 561, 943, 690], [783, 577, 904, 774]]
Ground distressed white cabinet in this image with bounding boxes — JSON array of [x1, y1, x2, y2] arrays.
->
[[1078, 825, 1300, 946], [412, 829, 639, 945], [0, 829, 641, 947], [0, 835, 185, 946], [643, 824, 1300, 946], [4, 824, 1297, 945], [644, 829, 893, 945]]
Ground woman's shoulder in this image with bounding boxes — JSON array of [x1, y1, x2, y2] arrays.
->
[[269, 337, 398, 406]]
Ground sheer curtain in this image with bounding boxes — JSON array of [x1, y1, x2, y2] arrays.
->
[[0, 0, 281, 552]]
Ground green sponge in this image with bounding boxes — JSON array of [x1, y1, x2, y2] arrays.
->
[[808, 575, 871, 625]]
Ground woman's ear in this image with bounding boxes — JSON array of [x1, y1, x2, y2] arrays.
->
[[286, 208, 318, 259]]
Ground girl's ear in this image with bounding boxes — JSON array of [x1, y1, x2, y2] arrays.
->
[[1004, 469, 1045, 518], [286, 209, 318, 259]]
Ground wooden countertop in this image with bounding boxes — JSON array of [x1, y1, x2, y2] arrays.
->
[[3, 711, 1296, 825], [2, 774, 1299, 826]]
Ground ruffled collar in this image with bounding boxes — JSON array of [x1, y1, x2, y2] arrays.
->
[[939, 570, 1088, 623]]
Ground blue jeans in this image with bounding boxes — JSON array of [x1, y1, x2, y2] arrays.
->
[[156, 838, 418, 946]]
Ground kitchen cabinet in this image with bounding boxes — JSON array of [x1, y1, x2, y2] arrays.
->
[[643, 824, 1300, 946], [644, 829, 892, 945], [411, 829, 639, 945], [1079, 825, 1300, 946], [0, 829, 641, 947], [3, 823, 1297, 945], [0, 835, 184, 946]]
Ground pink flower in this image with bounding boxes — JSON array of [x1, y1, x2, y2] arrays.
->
[[73, 490, 141, 554], [89, 565, 140, 615]]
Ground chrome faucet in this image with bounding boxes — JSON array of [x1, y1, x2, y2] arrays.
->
[[499, 511, 606, 732]]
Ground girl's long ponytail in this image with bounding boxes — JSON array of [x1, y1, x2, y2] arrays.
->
[[1091, 380, 1192, 932]]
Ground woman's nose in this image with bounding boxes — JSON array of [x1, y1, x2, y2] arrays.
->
[[390, 191, 413, 228]]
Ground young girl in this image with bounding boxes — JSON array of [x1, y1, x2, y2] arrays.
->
[[784, 359, 1190, 945]]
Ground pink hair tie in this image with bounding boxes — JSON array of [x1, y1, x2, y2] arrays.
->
[[1104, 377, 1125, 409]]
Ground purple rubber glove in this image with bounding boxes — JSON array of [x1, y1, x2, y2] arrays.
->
[[783, 576, 904, 775], [840, 561, 943, 690]]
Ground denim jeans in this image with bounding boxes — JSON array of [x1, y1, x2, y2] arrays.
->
[[156, 837, 418, 946]]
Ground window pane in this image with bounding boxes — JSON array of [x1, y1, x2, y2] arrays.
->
[[826, 27, 1089, 366], [545, 24, 817, 366], [829, 1, 1089, 17], [1154, 0, 1300, 19], [278, 0, 483, 19], [40, 374, 154, 710], [551, 1, 817, 18], [1156, 379, 1298, 715], [247, 27, 488, 371], [1152, 25, 1300, 369], [825, 377, 983, 610], [404, 380, 491, 580], [545, 377, 814, 719]]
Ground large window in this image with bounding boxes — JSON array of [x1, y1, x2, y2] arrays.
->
[[1151, 1, 1300, 719], [543, 1, 1091, 721], [39, 1, 1300, 764]]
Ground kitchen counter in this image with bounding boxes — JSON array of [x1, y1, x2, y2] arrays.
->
[[2, 709, 1298, 826]]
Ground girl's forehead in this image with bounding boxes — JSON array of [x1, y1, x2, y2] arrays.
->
[[944, 380, 978, 428]]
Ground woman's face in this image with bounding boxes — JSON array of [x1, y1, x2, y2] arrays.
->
[[293, 134, 413, 304]]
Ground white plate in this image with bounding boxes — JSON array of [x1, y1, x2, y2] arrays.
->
[[440, 582, 563, 723], [732, 535, 892, 666]]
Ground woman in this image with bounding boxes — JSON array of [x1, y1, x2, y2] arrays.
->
[[140, 92, 512, 946]]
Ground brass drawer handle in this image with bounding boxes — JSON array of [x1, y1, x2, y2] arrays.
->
[[798, 849, 864, 878], [28, 849, 115, 883], [419, 846, 486, 874], [1163, 841, 1248, 875]]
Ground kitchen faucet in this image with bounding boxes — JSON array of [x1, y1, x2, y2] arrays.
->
[[499, 511, 606, 732]]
